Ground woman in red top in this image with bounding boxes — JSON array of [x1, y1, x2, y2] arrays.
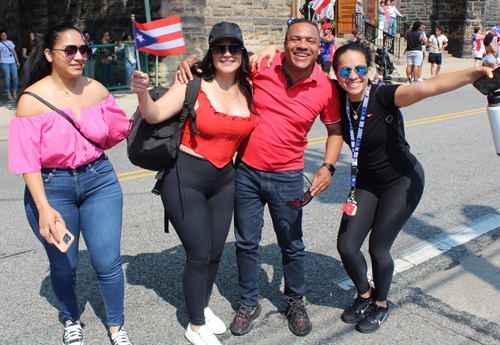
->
[[130, 22, 255, 345]]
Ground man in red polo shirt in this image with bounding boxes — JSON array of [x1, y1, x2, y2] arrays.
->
[[176, 18, 342, 337]]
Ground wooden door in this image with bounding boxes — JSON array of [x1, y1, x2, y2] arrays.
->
[[366, 0, 376, 18], [336, 0, 357, 36]]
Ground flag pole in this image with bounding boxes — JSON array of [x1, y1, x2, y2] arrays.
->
[[142, 0, 158, 86], [131, 14, 142, 72]]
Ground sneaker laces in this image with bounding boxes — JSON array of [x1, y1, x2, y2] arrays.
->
[[111, 326, 133, 345], [286, 299, 308, 322], [197, 326, 221, 345], [345, 296, 371, 316], [365, 304, 387, 322], [234, 303, 254, 323], [63, 321, 83, 344]]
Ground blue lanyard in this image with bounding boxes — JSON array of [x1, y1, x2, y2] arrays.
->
[[346, 85, 371, 190]]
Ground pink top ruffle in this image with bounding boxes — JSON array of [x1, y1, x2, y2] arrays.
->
[[8, 95, 130, 173]]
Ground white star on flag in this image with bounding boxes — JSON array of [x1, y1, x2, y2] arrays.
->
[[135, 34, 145, 43], [132, 15, 186, 56]]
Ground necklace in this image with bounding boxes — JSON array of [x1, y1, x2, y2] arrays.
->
[[217, 81, 237, 99], [50, 76, 78, 100], [349, 100, 362, 120]]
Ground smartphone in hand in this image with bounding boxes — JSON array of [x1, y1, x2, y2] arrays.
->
[[473, 66, 500, 95], [50, 222, 75, 253]]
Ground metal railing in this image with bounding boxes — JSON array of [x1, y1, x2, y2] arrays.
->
[[353, 14, 409, 39], [364, 21, 404, 58], [84, 43, 149, 90]]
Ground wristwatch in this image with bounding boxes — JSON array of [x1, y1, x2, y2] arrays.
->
[[321, 163, 335, 176]]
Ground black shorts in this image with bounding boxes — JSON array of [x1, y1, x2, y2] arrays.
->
[[428, 52, 442, 65], [320, 60, 332, 73]]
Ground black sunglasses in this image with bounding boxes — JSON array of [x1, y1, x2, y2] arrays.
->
[[210, 44, 244, 55], [276, 172, 314, 209], [52, 45, 89, 59]]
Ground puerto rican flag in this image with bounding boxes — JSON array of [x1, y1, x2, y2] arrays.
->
[[312, 0, 330, 19], [493, 25, 500, 38], [133, 16, 186, 56]]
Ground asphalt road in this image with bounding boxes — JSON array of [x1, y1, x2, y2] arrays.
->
[[1, 79, 500, 344]]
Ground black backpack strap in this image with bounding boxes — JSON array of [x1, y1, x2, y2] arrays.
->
[[21, 91, 103, 149], [385, 113, 409, 148], [372, 86, 410, 149], [179, 74, 202, 134]]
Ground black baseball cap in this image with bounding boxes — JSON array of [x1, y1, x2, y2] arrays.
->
[[208, 22, 244, 46]]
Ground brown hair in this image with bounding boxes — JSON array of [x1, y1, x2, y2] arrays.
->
[[22, 32, 33, 48], [484, 33, 494, 46]]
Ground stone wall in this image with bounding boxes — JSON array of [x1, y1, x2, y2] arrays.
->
[[2, 0, 291, 86], [399, 0, 500, 58]]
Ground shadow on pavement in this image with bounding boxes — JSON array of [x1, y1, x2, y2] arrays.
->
[[39, 251, 107, 328], [36, 241, 350, 330]]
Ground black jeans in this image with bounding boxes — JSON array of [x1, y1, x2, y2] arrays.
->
[[337, 161, 425, 302], [161, 151, 235, 326]]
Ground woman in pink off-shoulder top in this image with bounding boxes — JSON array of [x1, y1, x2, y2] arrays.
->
[[9, 25, 133, 345]]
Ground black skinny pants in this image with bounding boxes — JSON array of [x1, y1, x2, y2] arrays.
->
[[337, 161, 425, 302], [161, 151, 235, 326]]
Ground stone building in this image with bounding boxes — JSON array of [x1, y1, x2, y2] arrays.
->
[[398, 0, 500, 57], [3, 0, 292, 85], [2, 0, 499, 84]]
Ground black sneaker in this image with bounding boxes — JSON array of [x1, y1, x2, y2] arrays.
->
[[355, 304, 389, 333], [341, 295, 373, 324], [285, 298, 312, 336], [62, 319, 84, 345], [230, 303, 261, 336]]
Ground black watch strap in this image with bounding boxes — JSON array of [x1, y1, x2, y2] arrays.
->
[[322, 163, 335, 176]]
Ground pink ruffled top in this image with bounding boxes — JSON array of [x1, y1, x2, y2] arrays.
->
[[9, 95, 130, 174]]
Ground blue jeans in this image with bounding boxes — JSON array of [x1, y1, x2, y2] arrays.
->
[[389, 17, 397, 36], [125, 60, 136, 86], [24, 155, 125, 326], [0, 62, 18, 91], [234, 162, 306, 306]]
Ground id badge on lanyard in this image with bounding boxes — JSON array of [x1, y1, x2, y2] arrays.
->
[[341, 85, 371, 216]]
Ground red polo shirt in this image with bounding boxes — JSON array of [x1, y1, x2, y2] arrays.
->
[[238, 52, 341, 171]]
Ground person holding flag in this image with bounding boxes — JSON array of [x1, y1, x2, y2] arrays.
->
[[176, 18, 343, 338], [130, 21, 255, 345]]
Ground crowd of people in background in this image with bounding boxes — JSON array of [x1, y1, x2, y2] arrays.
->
[[0, 24, 136, 100], [403, 21, 499, 84], [473, 25, 500, 70]]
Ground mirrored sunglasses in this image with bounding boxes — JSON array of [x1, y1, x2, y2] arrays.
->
[[52, 45, 89, 59], [338, 65, 369, 79], [276, 172, 314, 209], [210, 44, 244, 55]]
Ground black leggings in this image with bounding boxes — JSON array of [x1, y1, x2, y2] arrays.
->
[[337, 161, 425, 302], [161, 151, 235, 326]]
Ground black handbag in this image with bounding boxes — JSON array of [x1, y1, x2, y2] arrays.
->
[[126, 74, 201, 171]]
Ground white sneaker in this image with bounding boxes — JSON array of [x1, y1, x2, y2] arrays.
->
[[185, 324, 221, 345], [110, 325, 133, 345], [415, 78, 424, 82], [62, 320, 84, 345], [204, 307, 227, 334]]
